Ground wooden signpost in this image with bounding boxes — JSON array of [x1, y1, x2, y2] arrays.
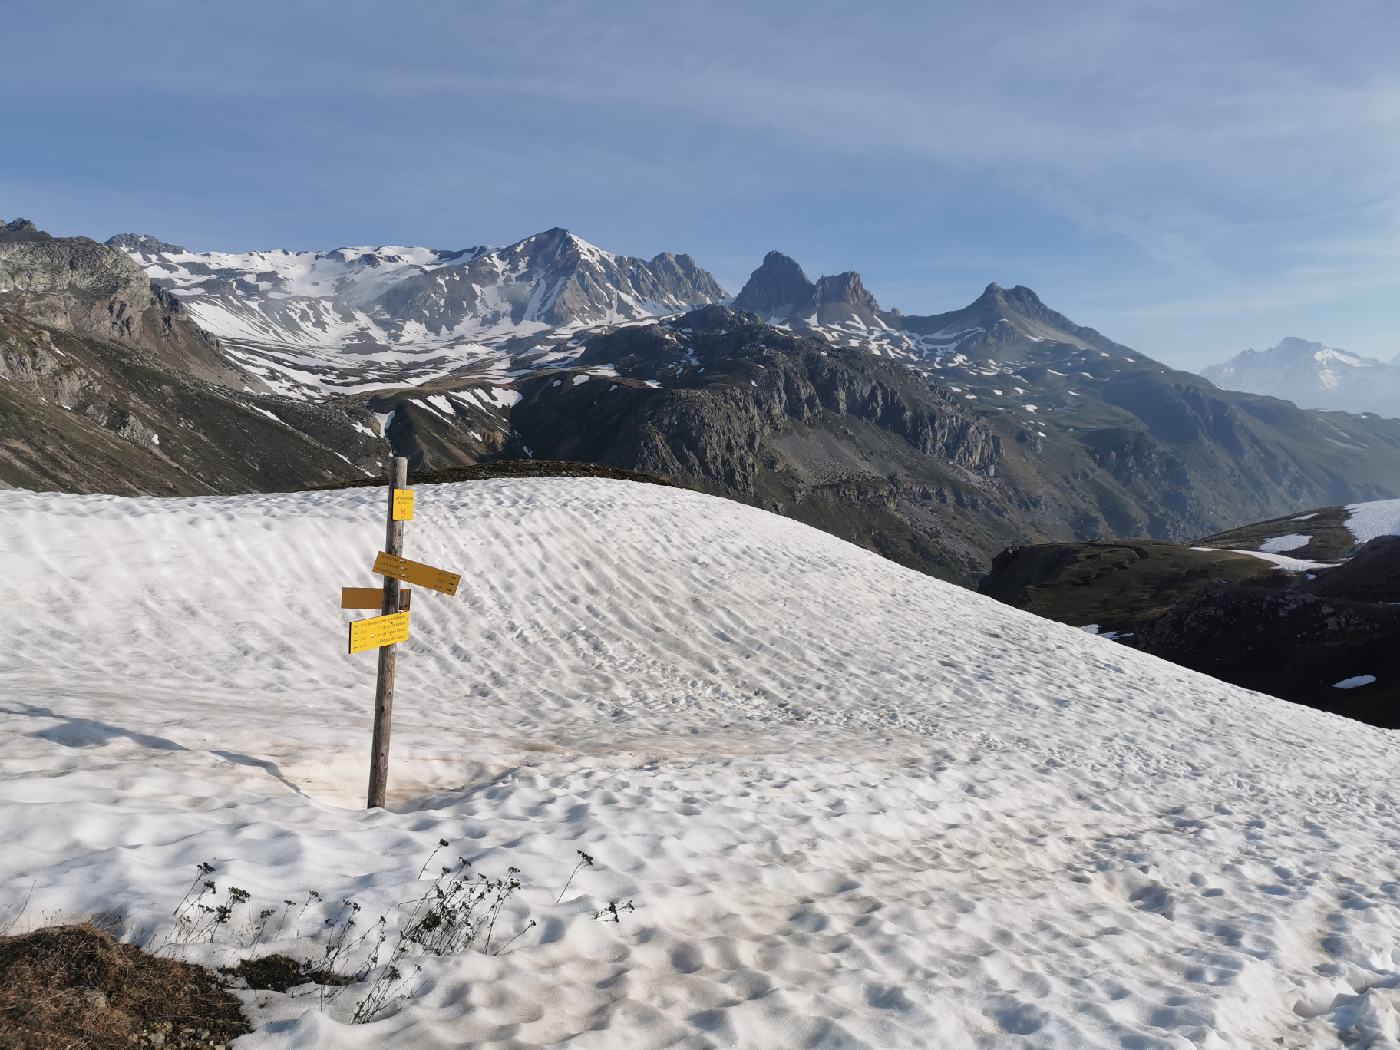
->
[[343, 456, 462, 809]]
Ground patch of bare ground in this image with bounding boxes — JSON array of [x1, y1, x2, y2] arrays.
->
[[0, 922, 250, 1050]]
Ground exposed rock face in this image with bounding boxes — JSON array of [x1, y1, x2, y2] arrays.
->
[[0, 222, 385, 495], [471, 305, 1058, 583], [900, 282, 1109, 347], [0, 311, 386, 494], [732, 251, 815, 316], [810, 272, 886, 326], [0, 223, 252, 389], [733, 253, 890, 327], [0, 218, 50, 244], [575, 304, 999, 479], [105, 232, 187, 254]]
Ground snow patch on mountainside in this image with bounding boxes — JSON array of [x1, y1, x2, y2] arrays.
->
[[1258, 533, 1310, 554], [3, 480, 1400, 1047], [1345, 498, 1400, 544]]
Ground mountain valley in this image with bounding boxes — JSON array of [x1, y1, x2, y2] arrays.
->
[[7, 214, 1400, 587]]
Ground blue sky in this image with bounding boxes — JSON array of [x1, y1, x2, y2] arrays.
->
[[3, 0, 1398, 369]]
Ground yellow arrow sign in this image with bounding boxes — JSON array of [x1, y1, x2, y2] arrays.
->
[[372, 551, 461, 596], [392, 489, 415, 521], [341, 587, 411, 610], [348, 610, 410, 654]]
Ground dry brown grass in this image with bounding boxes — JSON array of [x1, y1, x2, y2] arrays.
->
[[222, 953, 351, 994], [0, 922, 250, 1049]]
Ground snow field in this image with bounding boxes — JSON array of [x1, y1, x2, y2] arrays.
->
[[1257, 534, 1310, 554], [2, 481, 1400, 1047], [1346, 499, 1400, 545]]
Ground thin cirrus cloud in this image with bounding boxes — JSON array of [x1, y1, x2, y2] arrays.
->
[[1, 0, 1397, 367]]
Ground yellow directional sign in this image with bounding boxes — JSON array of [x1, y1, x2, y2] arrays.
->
[[348, 610, 410, 654], [341, 586, 410, 610], [392, 489, 415, 521], [372, 551, 461, 596]]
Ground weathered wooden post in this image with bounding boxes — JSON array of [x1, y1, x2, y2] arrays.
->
[[345, 457, 456, 808], [367, 456, 408, 809]]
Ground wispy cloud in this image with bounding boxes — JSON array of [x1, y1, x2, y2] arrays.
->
[[2, 0, 1398, 362]]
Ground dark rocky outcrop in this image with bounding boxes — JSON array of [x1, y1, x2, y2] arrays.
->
[[732, 251, 814, 316], [980, 517, 1400, 728], [733, 253, 892, 327], [1304, 536, 1400, 602], [1139, 583, 1400, 727]]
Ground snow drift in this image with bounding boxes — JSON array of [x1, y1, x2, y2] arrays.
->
[[1, 480, 1399, 1048]]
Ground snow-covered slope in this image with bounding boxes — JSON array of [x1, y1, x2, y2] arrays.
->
[[1203, 337, 1400, 418], [1346, 498, 1400, 544], [3, 481, 1400, 1048], [118, 229, 724, 396], [1198, 497, 1400, 564]]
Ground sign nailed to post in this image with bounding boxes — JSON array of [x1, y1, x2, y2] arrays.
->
[[341, 586, 410, 610], [372, 551, 461, 596], [348, 610, 411, 654], [392, 489, 415, 521]]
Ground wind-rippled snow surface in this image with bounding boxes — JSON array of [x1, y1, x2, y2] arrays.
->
[[2, 480, 1400, 1048]]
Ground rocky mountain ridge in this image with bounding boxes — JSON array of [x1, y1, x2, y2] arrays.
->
[[115, 227, 725, 395], [725, 251, 1400, 540]]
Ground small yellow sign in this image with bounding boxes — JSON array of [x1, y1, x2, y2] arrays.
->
[[348, 610, 410, 654], [392, 489, 415, 521], [372, 551, 461, 596]]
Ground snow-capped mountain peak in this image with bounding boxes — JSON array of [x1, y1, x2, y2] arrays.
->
[[114, 229, 725, 396], [1203, 337, 1400, 417]]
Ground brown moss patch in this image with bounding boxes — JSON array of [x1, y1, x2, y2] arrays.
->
[[0, 922, 250, 1049], [223, 953, 351, 994]]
